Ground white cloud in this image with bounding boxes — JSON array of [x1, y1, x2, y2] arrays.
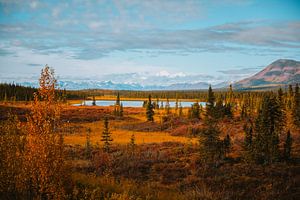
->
[[29, 1, 38, 9]]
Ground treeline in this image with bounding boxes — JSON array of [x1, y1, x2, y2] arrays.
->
[[65, 88, 284, 102], [0, 83, 37, 101], [1, 82, 298, 103], [0, 83, 68, 102]]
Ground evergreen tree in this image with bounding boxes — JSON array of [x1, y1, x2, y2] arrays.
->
[[116, 92, 120, 106], [223, 134, 231, 157], [243, 123, 253, 149], [190, 102, 200, 119], [179, 102, 183, 117], [228, 84, 234, 105], [146, 95, 154, 122], [175, 96, 179, 114], [224, 103, 233, 118], [199, 123, 223, 164], [243, 122, 253, 161], [283, 130, 292, 161], [277, 87, 285, 110], [113, 93, 123, 116], [206, 85, 216, 120], [287, 84, 293, 110], [293, 83, 300, 127], [92, 95, 96, 106], [101, 117, 113, 153], [277, 87, 284, 103], [215, 97, 224, 119], [252, 94, 284, 164]]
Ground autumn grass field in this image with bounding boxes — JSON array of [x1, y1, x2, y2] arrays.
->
[[63, 105, 198, 146], [1, 101, 299, 158], [1, 101, 300, 199], [0, 102, 197, 145]]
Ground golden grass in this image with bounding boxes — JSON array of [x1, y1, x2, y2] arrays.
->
[[64, 129, 197, 146], [63, 107, 198, 147]]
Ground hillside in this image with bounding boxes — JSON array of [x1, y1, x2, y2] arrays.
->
[[235, 59, 300, 88]]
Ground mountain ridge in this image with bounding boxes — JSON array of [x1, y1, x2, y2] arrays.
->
[[234, 59, 300, 88]]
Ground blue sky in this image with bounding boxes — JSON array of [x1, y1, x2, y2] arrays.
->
[[0, 0, 300, 87]]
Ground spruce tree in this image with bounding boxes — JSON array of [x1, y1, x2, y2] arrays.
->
[[228, 84, 233, 105], [215, 97, 224, 119], [206, 85, 216, 120], [253, 94, 284, 164], [277, 87, 285, 111], [92, 95, 96, 106], [287, 84, 293, 110], [114, 93, 123, 116], [283, 130, 292, 161], [191, 102, 200, 119], [224, 103, 233, 118], [116, 92, 120, 106], [146, 95, 154, 121], [175, 96, 179, 114], [277, 87, 284, 104], [179, 102, 183, 117], [199, 123, 222, 164], [223, 134, 231, 157], [244, 123, 253, 149], [243, 122, 253, 161], [293, 83, 300, 127], [101, 117, 113, 152]]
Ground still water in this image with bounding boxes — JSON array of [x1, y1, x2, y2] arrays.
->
[[73, 100, 206, 108]]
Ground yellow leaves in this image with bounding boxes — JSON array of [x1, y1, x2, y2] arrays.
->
[[0, 65, 66, 198]]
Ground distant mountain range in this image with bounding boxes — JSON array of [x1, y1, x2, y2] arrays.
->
[[60, 59, 297, 90], [5, 59, 300, 90], [234, 59, 300, 88], [55, 80, 228, 90]]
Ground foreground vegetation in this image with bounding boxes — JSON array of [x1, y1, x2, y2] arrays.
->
[[1, 66, 300, 199]]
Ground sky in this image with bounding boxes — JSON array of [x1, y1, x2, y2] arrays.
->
[[0, 0, 300, 87]]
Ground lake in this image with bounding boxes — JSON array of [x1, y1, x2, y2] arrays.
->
[[73, 100, 206, 108]]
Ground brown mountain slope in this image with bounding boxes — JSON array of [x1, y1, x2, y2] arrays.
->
[[235, 59, 300, 88]]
